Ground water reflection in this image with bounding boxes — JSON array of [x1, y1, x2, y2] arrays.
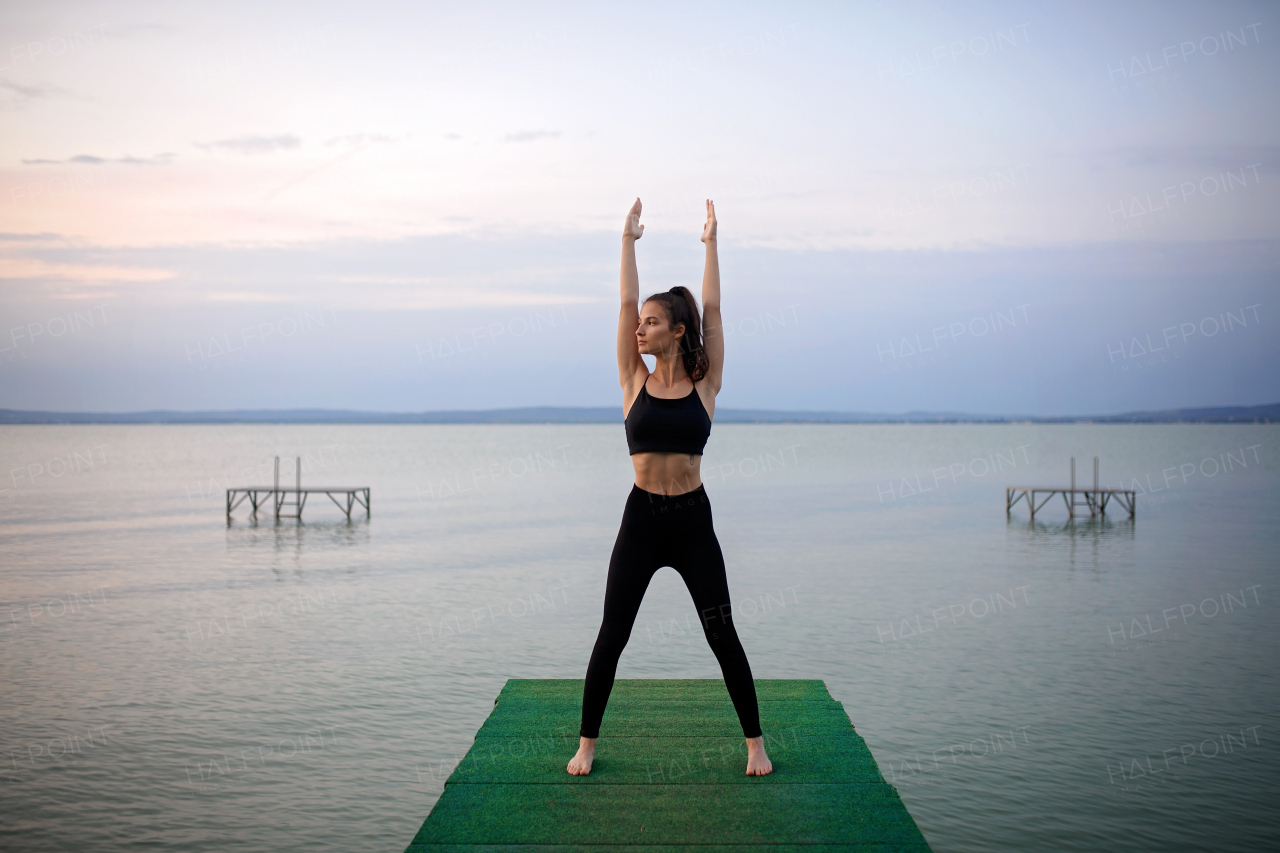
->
[[1006, 514, 1135, 575], [225, 517, 371, 572], [1008, 515, 1137, 539]]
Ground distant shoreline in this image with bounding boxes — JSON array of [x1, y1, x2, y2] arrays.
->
[[1, 403, 1276, 425]]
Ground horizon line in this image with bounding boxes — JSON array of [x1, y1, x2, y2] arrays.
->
[[1, 402, 1277, 425]]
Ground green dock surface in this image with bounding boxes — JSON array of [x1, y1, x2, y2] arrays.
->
[[405, 679, 932, 852]]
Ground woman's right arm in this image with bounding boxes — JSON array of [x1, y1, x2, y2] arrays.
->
[[617, 198, 647, 393]]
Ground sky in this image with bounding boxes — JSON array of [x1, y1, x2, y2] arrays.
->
[[0, 0, 1277, 416]]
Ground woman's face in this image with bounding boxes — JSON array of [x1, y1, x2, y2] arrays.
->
[[636, 301, 684, 357]]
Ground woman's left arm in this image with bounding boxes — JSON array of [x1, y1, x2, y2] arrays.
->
[[700, 199, 723, 393]]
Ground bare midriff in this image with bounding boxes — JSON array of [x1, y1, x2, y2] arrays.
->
[[631, 451, 703, 496]]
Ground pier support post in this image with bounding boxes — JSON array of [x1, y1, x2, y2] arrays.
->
[[1068, 457, 1075, 518]]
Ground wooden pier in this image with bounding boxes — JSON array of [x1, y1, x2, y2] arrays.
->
[[225, 456, 369, 520], [404, 678, 933, 852], [1007, 456, 1135, 519]]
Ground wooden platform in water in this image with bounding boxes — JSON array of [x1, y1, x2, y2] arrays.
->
[[404, 678, 933, 852], [225, 486, 370, 519]]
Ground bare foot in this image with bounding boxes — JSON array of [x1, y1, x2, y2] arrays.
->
[[745, 736, 773, 776], [567, 736, 596, 775]]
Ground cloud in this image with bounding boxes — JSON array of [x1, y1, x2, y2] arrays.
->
[[22, 153, 175, 166], [196, 134, 302, 155], [20, 156, 96, 165], [0, 257, 174, 282], [4, 233, 1274, 415], [105, 22, 175, 38], [503, 130, 560, 143], [324, 133, 395, 147], [0, 231, 617, 309], [0, 79, 81, 106], [116, 153, 177, 165], [2, 80, 67, 98], [0, 232, 62, 242]]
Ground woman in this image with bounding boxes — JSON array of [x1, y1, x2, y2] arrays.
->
[[567, 198, 772, 777]]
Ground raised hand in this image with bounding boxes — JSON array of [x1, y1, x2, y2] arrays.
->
[[701, 199, 717, 243], [624, 197, 644, 240]]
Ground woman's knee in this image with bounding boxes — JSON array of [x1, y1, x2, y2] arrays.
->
[[697, 600, 736, 631], [594, 621, 632, 653], [701, 619, 742, 648]]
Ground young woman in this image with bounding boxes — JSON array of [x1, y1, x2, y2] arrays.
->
[[567, 198, 772, 777]]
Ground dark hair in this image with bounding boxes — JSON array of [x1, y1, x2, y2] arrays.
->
[[641, 286, 709, 383]]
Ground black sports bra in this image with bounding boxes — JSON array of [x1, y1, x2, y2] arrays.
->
[[624, 376, 712, 456]]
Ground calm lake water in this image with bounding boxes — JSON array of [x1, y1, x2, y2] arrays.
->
[[1, 423, 1276, 852]]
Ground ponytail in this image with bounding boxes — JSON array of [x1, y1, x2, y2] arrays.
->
[[641, 286, 709, 382]]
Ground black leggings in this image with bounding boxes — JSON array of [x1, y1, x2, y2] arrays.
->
[[579, 483, 762, 739]]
